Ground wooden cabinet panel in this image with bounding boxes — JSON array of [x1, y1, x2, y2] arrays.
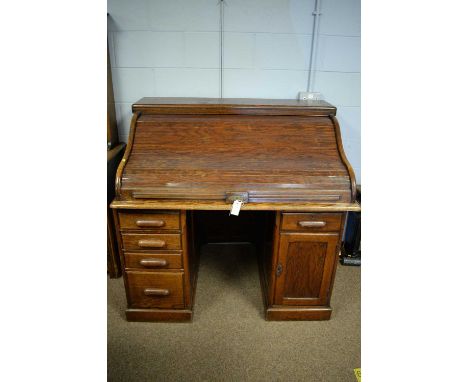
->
[[274, 233, 339, 306]]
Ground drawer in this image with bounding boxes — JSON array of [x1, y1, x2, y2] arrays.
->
[[281, 213, 343, 232], [122, 233, 181, 251], [119, 211, 180, 231], [126, 271, 185, 309], [124, 252, 183, 270]]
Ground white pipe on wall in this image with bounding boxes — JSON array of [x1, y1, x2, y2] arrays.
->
[[307, 0, 322, 93], [219, 0, 225, 98]]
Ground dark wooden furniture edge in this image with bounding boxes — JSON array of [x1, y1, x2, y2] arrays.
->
[[107, 143, 126, 278], [329, 115, 357, 201], [265, 306, 332, 321], [115, 112, 140, 196], [132, 97, 337, 116], [126, 308, 193, 322], [111, 200, 361, 212], [107, 143, 126, 162], [107, 212, 121, 278], [180, 211, 192, 307]]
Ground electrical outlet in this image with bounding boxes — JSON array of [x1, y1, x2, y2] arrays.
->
[[298, 92, 323, 101]]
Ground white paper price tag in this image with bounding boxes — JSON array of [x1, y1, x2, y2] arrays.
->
[[230, 200, 243, 216]]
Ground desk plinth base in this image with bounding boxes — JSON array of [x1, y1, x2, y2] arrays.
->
[[126, 308, 193, 322], [265, 306, 332, 321]]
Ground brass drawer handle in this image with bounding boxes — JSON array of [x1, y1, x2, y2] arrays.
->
[[137, 239, 166, 248], [298, 221, 326, 228], [143, 288, 170, 297], [139, 259, 168, 267], [136, 219, 165, 227]]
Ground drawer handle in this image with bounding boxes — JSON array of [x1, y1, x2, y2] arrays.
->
[[139, 258, 168, 267], [298, 221, 326, 228], [136, 219, 165, 227], [137, 239, 166, 248], [143, 288, 170, 297]]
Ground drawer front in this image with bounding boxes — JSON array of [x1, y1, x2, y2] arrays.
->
[[281, 213, 343, 232], [122, 233, 181, 251], [124, 252, 183, 270], [119, 211, 180, 231], [126, 271, 185, 309]]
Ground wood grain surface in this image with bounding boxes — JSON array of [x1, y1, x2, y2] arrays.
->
[[117, 113, 354, 204], [126, 271, 185, 309], [274, 233, 340, 306], [113, 98, 357, 209], [111, 98, 359, 322], [132, 97, 337, 116], [119, 211, 180, 230], [121, 233, 181, 251], [124, 252, 183, 270], [281, 212, 342, 232], [111, 199, 360, 212]]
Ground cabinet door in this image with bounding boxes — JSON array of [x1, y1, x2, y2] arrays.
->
[[274, 233, 339, 306]]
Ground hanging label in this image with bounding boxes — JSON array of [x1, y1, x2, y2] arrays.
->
[[230, 200, 243, 216]]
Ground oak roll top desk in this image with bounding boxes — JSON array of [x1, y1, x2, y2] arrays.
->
[[111, 97, 359, 322]]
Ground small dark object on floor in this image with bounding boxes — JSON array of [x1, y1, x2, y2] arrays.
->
[[341, 255, 361, 266]]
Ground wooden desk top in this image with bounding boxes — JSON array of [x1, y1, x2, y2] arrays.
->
[[113, 98, 357, 211], [132, 97, 336, 116]]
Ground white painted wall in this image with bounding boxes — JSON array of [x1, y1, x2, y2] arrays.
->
[[108, 0, 361, 182]]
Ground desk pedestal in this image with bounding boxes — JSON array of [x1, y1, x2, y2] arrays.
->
[[114, 209, 345, 322]]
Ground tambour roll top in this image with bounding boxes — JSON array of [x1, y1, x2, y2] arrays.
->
[[115, 97, 356, 205]]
